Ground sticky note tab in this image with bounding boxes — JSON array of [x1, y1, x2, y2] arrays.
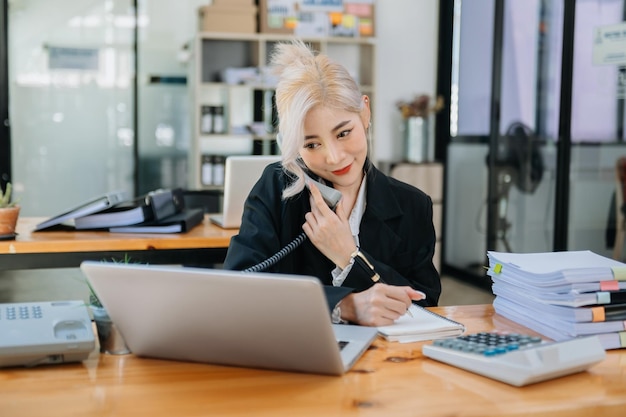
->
[[600, 280, 620, 291], [493, 263, 502, 274], [596, 292, 611, 304], [620, 331, 626, 347], [611, 267, 626, 281], [591, 307, 605, 322]]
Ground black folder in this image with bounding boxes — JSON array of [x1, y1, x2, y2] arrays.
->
[[108, 208, 204, 234], [73, 189, 184, 230]]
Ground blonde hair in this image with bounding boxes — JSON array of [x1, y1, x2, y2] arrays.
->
[[271, 40, 364, 199]]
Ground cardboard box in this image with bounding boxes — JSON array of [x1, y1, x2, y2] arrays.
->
[[213, 0, 255, 6], [199, 5, 258, 34]]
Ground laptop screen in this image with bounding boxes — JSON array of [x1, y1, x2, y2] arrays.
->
[[211, 155, 281, 229]]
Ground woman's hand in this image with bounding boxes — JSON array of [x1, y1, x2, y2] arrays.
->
[[339, 285, 426, 326], [302, 182, 356, 268]]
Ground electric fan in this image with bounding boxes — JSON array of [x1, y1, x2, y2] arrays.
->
[[491, 122, 544, 251]]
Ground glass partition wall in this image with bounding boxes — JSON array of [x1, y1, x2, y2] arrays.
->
[[135, 0, 208, 195], [569, 0, 626, 256], [441, 0, 626, 287], [7, 0, 135, 216], [4, 0, 206, 216]]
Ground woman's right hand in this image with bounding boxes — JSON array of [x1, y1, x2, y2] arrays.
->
[[338, 284, 426, 326]]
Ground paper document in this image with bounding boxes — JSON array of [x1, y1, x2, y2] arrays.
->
[[487, 250, 626, 284], [493, 297, 626, 350]]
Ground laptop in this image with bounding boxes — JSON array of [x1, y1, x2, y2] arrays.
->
[[80, 261, 378, 375], [210, 155, 281, 229]]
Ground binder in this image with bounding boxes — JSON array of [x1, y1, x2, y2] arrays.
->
[[74, 202, 153, 229], [74, 189, 184, 230], [108, 208, 204, 234], [34, 190, 129, 231]]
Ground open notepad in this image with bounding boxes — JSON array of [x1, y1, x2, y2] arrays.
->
[[377, 305, 465, 343]]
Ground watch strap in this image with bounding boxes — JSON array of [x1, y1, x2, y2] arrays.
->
[[349, 248, 382, 284]]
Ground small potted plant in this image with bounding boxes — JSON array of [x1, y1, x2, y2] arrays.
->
[[86, 255, 135, 355], [88, 284, 131, 355], [0, 182, 20, 238], [396, 94, 445, 163]]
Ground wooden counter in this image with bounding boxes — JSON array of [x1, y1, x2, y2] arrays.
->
[[0, 216, 237, 270], [1, 305, 624, 417]]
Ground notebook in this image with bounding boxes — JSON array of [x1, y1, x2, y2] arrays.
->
[[377, 304, 465, 343], [210, 155, 281, 229], [80, 261, 378, 375]]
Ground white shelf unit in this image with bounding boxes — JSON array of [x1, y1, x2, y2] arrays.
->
[[189, 32, 376, 189], [389, 162, 444, 273]]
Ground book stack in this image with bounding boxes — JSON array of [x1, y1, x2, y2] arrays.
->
[[487, 250, 626, 350], [35, 188, 204, 234]]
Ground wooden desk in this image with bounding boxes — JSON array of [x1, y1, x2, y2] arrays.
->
[[0, 216, 237, 270], [1, 305, 624, 417]]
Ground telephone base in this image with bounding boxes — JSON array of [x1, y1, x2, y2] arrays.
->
[[0, 300, 96, 368]]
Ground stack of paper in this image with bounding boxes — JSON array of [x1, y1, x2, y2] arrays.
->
[[487, 250, 626, 350]]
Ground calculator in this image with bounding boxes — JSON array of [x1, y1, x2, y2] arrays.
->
[[422, 331, 606, 386]]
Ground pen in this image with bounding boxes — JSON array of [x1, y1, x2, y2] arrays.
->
[[350, 248, 414, 318]]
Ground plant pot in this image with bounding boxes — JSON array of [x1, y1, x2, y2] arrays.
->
[[0, 206, 20, 237], [403, 116, 433, 163], [90, 305, 131, 355]]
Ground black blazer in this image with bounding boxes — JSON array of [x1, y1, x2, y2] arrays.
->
[[223, 162, 441, 311]]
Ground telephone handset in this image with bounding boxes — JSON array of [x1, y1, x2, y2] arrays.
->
[[243, 175, 342, 273], [305, 174, 343, 211]]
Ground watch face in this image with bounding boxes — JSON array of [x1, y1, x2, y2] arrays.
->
[[332, 305, 342, 324]]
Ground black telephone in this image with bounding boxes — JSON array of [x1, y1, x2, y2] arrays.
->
[[243, 175, 342, 273], [305, 175, 342, 211]]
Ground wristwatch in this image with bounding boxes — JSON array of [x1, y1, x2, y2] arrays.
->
[[349, 248, 383, 284], [332, 302, 348, 324]]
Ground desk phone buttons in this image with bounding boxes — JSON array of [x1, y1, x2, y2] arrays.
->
[[422, 331, 606, 386], [1, 304, 43, 320]]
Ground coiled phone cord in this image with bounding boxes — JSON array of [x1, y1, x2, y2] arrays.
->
[[243, 232, 307, 273]]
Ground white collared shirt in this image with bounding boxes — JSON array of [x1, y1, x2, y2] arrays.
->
[[331, 174, 367, 287]]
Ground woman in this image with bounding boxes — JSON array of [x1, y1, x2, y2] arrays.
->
[[224, 40, 441, 326]]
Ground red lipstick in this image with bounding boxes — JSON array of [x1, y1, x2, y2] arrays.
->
[[332, 164, 351, 176]]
